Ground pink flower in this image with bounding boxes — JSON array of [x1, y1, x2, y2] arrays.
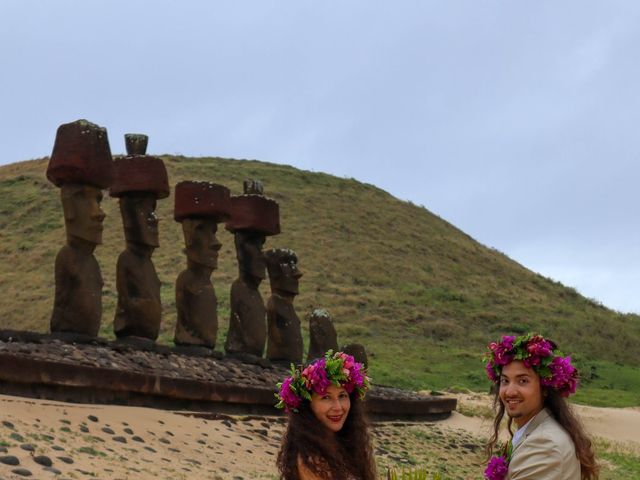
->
[[541, 356, 578, 397], [302, 359, 330, 395], [484, 455, 509, 480], [489, 336, 516, 366], [279, 377, 301, 412], [338, 352, 356, 370], [486, 362, 498, 382], [526, 336, 553, 358]]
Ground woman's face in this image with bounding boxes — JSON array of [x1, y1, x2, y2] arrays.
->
[[310, 384, 351, 433]]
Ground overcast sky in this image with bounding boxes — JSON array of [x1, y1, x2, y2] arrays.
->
[[2, 1, 639, 313]]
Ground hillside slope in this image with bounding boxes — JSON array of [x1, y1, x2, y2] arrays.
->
[[1, 157, 639, 403]]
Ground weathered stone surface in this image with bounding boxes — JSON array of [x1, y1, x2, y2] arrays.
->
[[124, 133, 148, 155], [174, 181, 231, 222], [109, 139, 169, 199], [0, 335, 456, 419], [47, 119, 114, 189], [0, 455, 19, 466], [342, 343, 368, 368], [265, 249, 303, 364], [10, 468, 31, 477], [307, 309, 338, 362], [46, 120, 113, 338], [174, 182, 231, 349], [110, 136, 168, 342], [33, 455, 53, 467], [225, 195, 280, 236]]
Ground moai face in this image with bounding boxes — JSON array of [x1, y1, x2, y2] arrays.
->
[[182, 218, 222, 268], [120, 192, 159, 248], [267, 250, 303, 296], [235, 231, 267, 281], [274, 256, 302, 295], [61, 183, 106, 245]]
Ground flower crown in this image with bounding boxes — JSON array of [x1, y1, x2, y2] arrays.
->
[[484, 333, 579, 397], [275, 350, 370, 413]]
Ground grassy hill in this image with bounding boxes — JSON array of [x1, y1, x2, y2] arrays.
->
[[1, 156, 639, 407]]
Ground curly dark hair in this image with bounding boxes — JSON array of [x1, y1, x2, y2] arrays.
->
[[276, 393, 377, 480], [486, 385, 599, 480]]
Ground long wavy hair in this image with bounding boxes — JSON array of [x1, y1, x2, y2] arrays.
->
[[277, 392, 377, 480], [486, 384, 599, 480]]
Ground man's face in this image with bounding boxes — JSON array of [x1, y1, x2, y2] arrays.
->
[[61, 184, 106, 245], [499, 360, 544, 428], [120, 193, 159, 247], [236, 231, 266, 280], [183, 218, 222, 268]]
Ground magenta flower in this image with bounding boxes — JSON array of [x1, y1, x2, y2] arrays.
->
[[541, 355, 578, 396], [489, 336, 516, 366], [485, 362, 498, 382], [484, 455, 509, 480], [275, 351, 370, 412], [526, 336, 553, 358], [485, 333, 580, 398], [302, 359, 331, 395], [278, 377, 301, 412]]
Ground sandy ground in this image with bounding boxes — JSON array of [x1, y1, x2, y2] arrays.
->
[[0, 393, 638, 479], [446, 392, 640, 450]]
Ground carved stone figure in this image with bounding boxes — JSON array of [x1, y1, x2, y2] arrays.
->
[[342, 343, 368, 369], [224, 180, 280, 358], [47, 119, 114, 337], [307, 309, 338, 362], [110, 134, 169, 341], [265, 248, 304, 364], [173, 181, 231, 348]]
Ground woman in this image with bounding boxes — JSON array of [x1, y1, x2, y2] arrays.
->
[[275, 350, 377, 480]]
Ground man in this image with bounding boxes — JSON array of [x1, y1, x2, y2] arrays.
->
[[484, 333, 599, 480]]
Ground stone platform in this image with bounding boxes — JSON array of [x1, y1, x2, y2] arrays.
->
[[0, 330, 456, 420]]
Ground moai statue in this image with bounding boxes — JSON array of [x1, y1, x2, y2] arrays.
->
[[224, 180, 280, 359], [265, 248, 304, 364], [109, 134, 169, 342], [307, 309, 338, 362], [342, 343, 368, 369], [173, 181, 231, 349], [47, 119, 114, 337]]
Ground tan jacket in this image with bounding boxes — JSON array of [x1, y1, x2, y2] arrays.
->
[[508, 409, 581, 480]]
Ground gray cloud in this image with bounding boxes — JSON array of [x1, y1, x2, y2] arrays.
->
[[1, 1, 639, 312]]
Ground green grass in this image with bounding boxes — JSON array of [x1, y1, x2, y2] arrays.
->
[[1, 157, 640, 407], [596, 440, 640, 480]]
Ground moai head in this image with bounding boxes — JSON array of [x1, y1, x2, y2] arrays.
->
[[307, 309, 338, 362], [47, 119, 114, 245], [226, 180, 280, 283], [265, 248, 303, 296], [174, 181, 232, 268], [109, 134, 169, 249], [60, 184, 106, 245]]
